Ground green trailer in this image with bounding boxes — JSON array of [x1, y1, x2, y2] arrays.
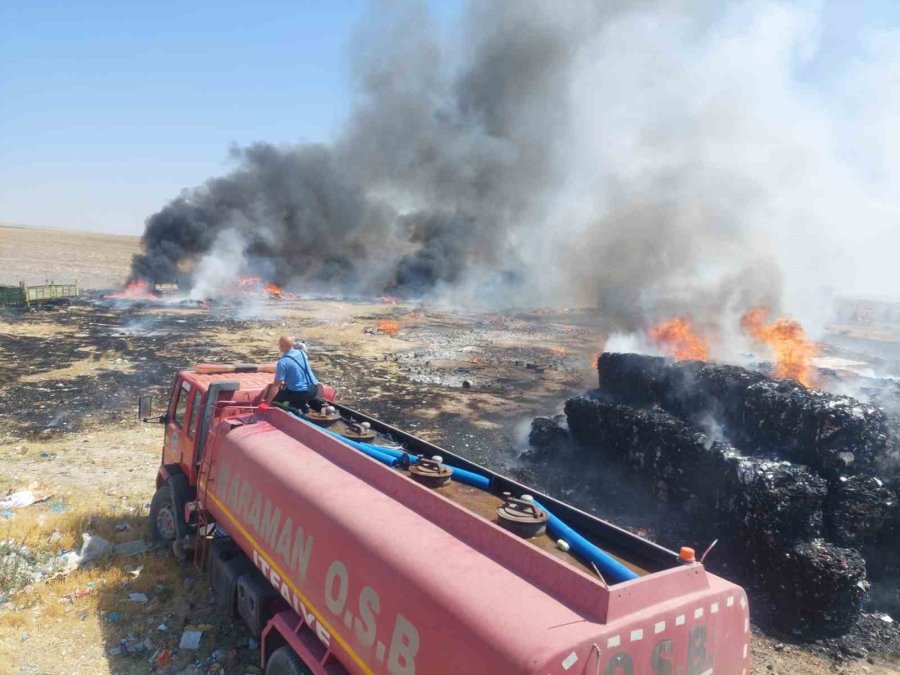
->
[[0, 281, 79, 307]]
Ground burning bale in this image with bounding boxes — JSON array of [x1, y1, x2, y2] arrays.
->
[[596, 352, 899, 478], [826, 475, 898, 550], [564, 396, 729, 507], [559, 394, 868, 636], [772, 540, 868, 636], [523, 415, 571, 463], [564, 396, 828, 542], [718, 455, 827, 548]]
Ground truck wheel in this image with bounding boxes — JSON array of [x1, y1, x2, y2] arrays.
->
[[150, 485, 178, 542], [266, 646, 313, 675]]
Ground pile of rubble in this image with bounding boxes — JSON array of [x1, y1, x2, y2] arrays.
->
[[525, 352, 900, 638]]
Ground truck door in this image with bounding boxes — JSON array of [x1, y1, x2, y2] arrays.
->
[[163, 380, 201, 470]]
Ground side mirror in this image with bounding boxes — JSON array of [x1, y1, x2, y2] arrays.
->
[[138, 395, 152, 420], [138, 395, 166, 423]]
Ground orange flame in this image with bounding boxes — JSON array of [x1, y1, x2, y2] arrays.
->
[[648, 317, 710, 361], [107, 279, 159, 301], [740, 307, 819, 387], [591, 338, 608, 370], [378, 320, 400, 336], [549, 346, 568, 356], [265, 283, 283, 298]]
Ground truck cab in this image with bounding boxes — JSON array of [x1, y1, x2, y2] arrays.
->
[[143, 365, 278, 546]]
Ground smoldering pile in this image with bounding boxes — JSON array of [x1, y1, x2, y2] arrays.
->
[[525, 352, 900, 639]]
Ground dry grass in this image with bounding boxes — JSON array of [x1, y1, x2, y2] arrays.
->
[[0, 321, 77, 339], [19, 353, 135, 383]]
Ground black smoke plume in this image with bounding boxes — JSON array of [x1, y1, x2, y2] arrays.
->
[[132, 0, 894, 323]]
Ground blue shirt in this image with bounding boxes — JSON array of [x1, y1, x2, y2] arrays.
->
[[275, 349, 318, 392]]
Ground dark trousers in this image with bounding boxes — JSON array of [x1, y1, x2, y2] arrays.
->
[[274, 388, 320, 412]]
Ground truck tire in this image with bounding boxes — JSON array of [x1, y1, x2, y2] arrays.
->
[[265, 646, 313, 675], [149, 484, 178, 542]]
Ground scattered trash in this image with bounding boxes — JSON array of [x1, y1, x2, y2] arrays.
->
[[880, 614, 894, 624], [1, 510, 13, 519], [107, 611, 120, 623], [247, 638, 259, 650], [128, 565, 143, 578], [115, 521, 131, 532], [157, 623, 168, 631], [179, 629, 204, 650], [62, 532, 114, 569], [49, 499, 66, 513], [128, 592, 148, 603], [154, 649, 171, 667], [0, 490, 51, 509]]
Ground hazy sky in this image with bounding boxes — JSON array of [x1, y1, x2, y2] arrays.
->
[[0, 1, 897, 236], [0, 0, 461, 234]]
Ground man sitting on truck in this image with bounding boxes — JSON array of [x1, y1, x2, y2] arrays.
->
[[265, 335, 321, 411]]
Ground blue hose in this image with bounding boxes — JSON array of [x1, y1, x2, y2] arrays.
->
[[359, 442, 492, 489], [313, 425, 399, 467], [533, 499, 639, 584], [351, 443, 400, 467], [313, 419, 635, 583]]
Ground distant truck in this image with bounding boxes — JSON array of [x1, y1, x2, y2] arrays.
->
[[0, 280, 78, 307], [141, 363, 751, 675]]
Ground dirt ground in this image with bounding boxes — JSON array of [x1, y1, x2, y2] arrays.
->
[[0, 226, 897, 674], [0, 224, 139, 289]]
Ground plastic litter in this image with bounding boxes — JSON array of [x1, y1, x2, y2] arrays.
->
[[179, 629, 204, 650], [154, 648, 171, 667], [0, 490, 40, 509], [62, 533, 114, 569], [128, 592, 148, 603]]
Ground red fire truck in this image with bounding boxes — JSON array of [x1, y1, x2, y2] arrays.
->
[[142, 364, 750, 675]]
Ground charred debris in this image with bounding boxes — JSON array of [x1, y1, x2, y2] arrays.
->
[[524, 352, 900, 641]]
